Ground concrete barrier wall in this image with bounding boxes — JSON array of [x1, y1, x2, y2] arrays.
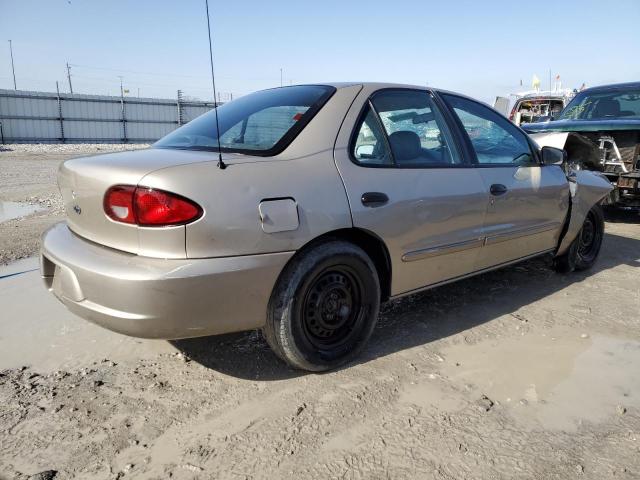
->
[[0, 89, 216, 144]]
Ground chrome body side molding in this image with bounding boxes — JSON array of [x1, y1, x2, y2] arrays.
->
[[484, 222, 562, 246], [402, 238, 484, 262]]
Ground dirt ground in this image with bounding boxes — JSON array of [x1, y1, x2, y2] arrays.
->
[[0, 145, 639, 480]]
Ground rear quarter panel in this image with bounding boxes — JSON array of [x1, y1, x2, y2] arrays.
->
[[139, 85, 363, 258]]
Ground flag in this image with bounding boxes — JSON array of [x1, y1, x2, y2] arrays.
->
[[532, 75, 541, 90]]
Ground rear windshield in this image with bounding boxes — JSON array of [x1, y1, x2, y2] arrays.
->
[[515, 98, 564, 122], [559, 89, 640, 120], [154, 85, 335, 155]]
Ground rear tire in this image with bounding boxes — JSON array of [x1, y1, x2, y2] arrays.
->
[[553, 204, 604, 273], [263, 240, 380, 371]]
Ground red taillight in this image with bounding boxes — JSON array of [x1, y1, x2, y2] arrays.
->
[[134, 188, 201, 226], [104, 185, 202, 227], [104, 185, 136, 224]]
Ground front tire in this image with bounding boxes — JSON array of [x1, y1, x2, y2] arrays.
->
[[553, 204, 604, 273], [263, 240, 380, 371]]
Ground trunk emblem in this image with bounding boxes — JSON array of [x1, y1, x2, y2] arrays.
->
[[73, 205, 82, 215]]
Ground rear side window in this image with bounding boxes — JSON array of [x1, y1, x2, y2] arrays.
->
[[154, 85, 335, 156], [443, 94, 535, 166], [352, 89, 461, 167], [352, 106, 394, 166]]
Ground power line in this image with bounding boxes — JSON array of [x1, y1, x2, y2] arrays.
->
[[68, 62, 282, 83], [69, 63, 206, 79]]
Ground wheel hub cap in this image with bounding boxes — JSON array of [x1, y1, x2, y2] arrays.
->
[[579, 218, 595, 251], [302, 270, 360, 346]]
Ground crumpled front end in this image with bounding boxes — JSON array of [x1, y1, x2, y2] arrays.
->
[[555, 170, 613, 256], [529, 132, 614, 254], [529, 129, 640, 207]]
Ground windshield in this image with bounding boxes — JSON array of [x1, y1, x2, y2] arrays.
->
[[154, 85, 335, 155], [558, 89, 640, 120]]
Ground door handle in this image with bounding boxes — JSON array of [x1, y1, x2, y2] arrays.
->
[[361, 192, 389, 207], [490, 184, 508, 196]]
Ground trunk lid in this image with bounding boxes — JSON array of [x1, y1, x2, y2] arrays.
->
[[58, 148, 222, 257]]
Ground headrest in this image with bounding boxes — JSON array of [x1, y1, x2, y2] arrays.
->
[[388, 131, 421, 161]]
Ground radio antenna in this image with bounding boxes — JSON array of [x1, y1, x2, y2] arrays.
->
[[205, 0, 226, 169]]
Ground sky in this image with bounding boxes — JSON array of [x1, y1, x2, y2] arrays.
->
[[1, 0, 639, 104]]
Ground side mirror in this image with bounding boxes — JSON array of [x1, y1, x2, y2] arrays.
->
[[355, 144, 374, 158], [540, 146, 566, 166]]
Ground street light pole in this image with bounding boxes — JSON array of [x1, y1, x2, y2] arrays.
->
[[8, 40, 17, 90], [280, 68, 282, 88]]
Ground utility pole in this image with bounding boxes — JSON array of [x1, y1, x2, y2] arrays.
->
[[8, 40, 17, 89], [118, 76, 127, 142], [66, 62, 73, 94]]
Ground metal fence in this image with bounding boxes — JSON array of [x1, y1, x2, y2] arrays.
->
[[0, 88, 217, 144]]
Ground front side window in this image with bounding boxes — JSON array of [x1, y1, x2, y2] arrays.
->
[[443, 94, 534, 166], [351, 90, 461, 167], [154, 85, 335, 155]]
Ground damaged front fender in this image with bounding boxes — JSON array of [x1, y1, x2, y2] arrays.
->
[[556, 171, 612, 255], [532, 132, 613, 255]]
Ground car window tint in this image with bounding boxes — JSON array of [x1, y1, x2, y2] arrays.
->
[[221, 106, 308, 149], [352, 106, 393, 165], [560, 89, 640, 120], [154, 85, 334, 155], [369, 90, 461, 167], [443, 94, 534, 166]]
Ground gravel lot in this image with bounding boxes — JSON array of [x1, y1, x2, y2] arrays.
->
[[0, 145, 639, 479]]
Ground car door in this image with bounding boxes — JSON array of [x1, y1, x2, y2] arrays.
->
[[439, 93, 570, 271], [333, 87, 489, 296]]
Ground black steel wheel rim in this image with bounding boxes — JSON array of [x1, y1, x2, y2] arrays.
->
[[301, 266, 366, 351], [577, 211, 600, 260]]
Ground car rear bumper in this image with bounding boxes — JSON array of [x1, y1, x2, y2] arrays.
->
[[41, 223, 293, 339]]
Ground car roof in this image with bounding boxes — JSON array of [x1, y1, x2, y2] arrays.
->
[[325, 81, 443, 92], [313, 82, 483, 103], [580, 81, 640, 94]]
